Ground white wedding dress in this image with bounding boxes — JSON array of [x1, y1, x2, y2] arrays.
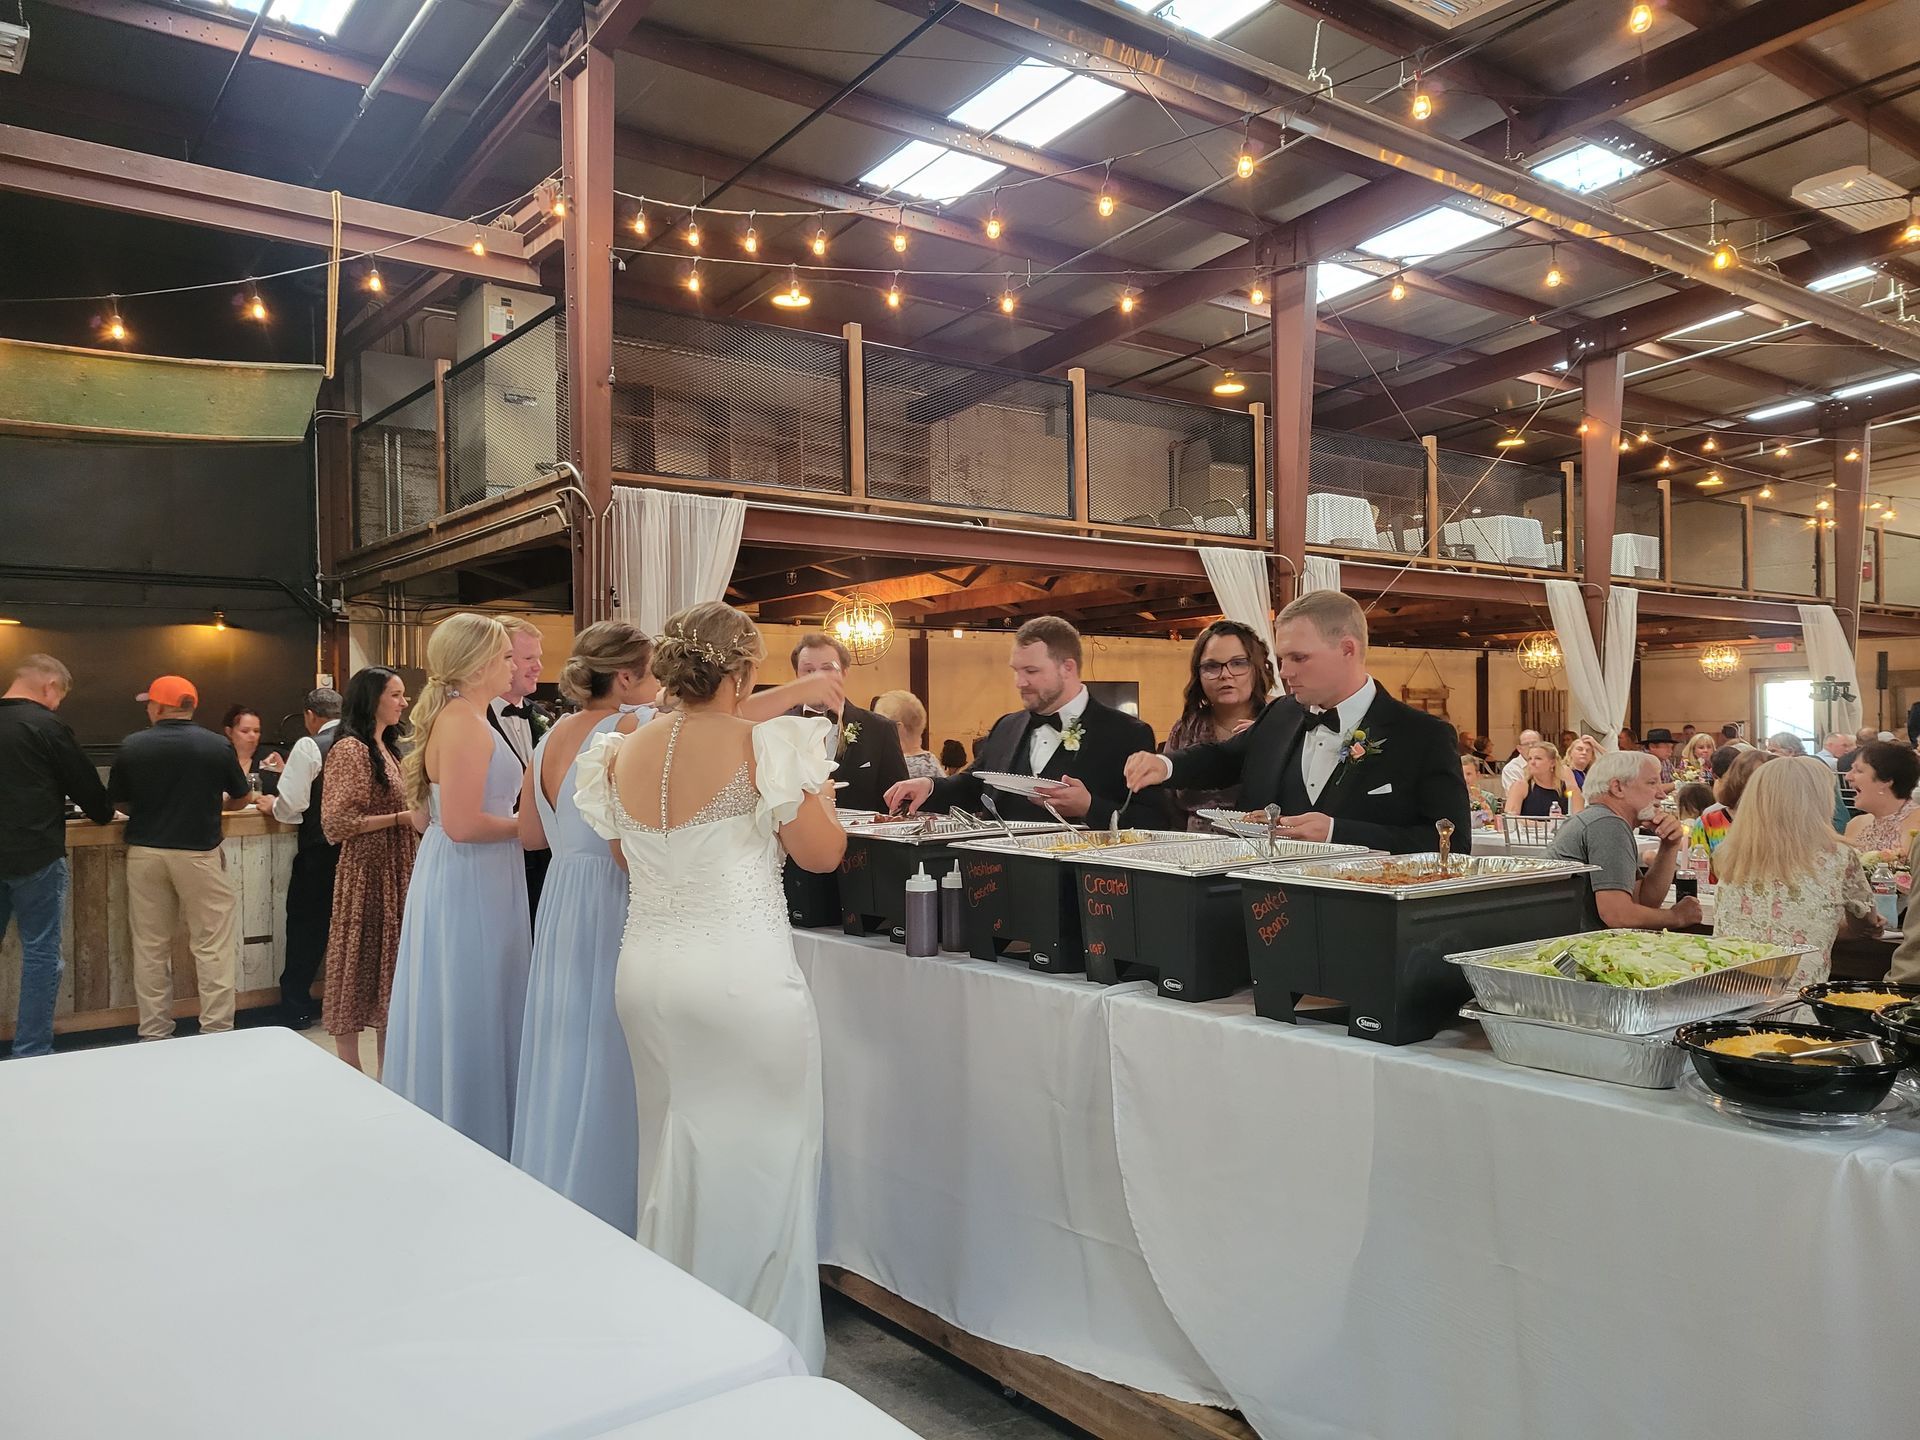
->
[[575, 714, 832, 1373]]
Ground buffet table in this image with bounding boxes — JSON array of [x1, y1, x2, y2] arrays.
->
[[799, 930, 1920, 1440], [0, 1029, 803, 1439], [592, 1377, 919, 1439], [0, 811, 296, 1042]]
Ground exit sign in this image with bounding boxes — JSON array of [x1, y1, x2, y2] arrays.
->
[[1773, 641, 1795, 652]]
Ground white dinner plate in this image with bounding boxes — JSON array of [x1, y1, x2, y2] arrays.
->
[[975, 771, 1053, 797]]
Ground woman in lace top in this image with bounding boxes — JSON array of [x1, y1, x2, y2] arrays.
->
[[1713, 757, 1879, 988], [1842, 741, 1920, 856], [874, 689, 942, 781]]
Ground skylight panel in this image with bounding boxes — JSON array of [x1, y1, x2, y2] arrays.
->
[[1809, 265, 1877, 293], [1123, 0, 1272, 36], [1317, 265, 1376, 304], [995, 75, 1127, 147], [1531, 144, 1644, 195], [947, 60, 1068, 132], [1746, 399, 1817, 421], [221, 0, 357, 35], [1660, 310, 1743, 340], [860, 140, 946, 192], [1833, 372, 1920, 400], [893, 150, 1006, 202], [1357, 206, 1501, 264]]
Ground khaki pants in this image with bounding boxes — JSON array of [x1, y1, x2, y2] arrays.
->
[[126, 845, 237, 1040]]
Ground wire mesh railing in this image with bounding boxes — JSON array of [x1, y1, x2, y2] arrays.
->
[[444, 307, 564, 511], [1431, 451, 1567, 569], [1306, 430, 1425, 553], [863, 344, 1071, 518], [349, 382, 439, 548], [1751, 509, 1819, 596], [1084, 387, 1252, 536], [1883, 530, 1920, 606], [1669, 496, 1745, 591]]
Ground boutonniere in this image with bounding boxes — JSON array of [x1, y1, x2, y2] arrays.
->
[[1330, 726, 1385, 782], [1060, 717, 1086, 752], [841, 720, 861, 747]]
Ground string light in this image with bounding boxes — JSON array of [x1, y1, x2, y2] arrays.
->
[[1619, 438, 1632, 453], [1904, 195, 1920, 245], [683, 217, 701, 248], [212, 610, 228, 632], [1710, 241, 1736, 270], [1845, 447, 1862, 461], [742, 217, 759, 255], [771, 266, 810, 309], [1544, 246, 1563, 288], [1497, 430, 1525, 449], [1577, 419, 1591, 435], [1871, 498, 1884, 510], [470, 235, 487, 257], [1118, 286, 1137, 315], [998, 278, 1017, 314], [886, 274, 902, 309], [891, 223, 908, 253], [365, 267, 383, 294], [632, 207, 648, 237], [810, 228, 828, 258], [1637, 429, 1652, 444], [1097, 186, 1115, 218], [1657, 454, 1673, 470], [1410, 80, 1433, 122], [1816, 498, 1831, 511], [1249, 283, 1266, 307], [551, 195, 566, 218], [1888, 510, 1899, 522], [102, 296, 126, 344], [1702, 436, 1718, 452], [685, 260, 702, 295], [985, 207, 1004, 241], [1758, 485, 1774, 499], [245, 285, 268, 322], [1212, 369, 1246, 396], [1236, 147, 1255, 180], [1390, 273, 1407, 301], [1628, 3, 1653, 35], [1774, 442, 1790, 457], [1698, 472, 1723, 488]]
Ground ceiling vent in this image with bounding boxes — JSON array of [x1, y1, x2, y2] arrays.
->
[[1370, 0, 1533, 29], [1791, 165, 1910, 231], [0, 20, 27, 75]]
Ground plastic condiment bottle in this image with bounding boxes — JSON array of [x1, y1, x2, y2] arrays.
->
[[940, 862, 966, 953], [905, 864, 939, 957]]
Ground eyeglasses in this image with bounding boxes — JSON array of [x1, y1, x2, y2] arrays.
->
[[1198, 657, 1253, 679]]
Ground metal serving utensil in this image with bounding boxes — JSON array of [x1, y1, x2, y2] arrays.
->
[[1038, 797, 1085, 836], [1540, 943, 1582, 981], [1263, 803, 1283, 860], [1751, 1038, 1883, 1064], [1436, 818, 1456, 877], [977, 792, 1019, 839]]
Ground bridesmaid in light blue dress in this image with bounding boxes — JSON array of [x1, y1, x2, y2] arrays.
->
[[511, 622, 660, 1229], [385, 614, 531, 1158]]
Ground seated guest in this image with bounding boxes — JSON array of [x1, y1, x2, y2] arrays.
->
[[1819, 733, 1856, 770], [1566, 734, 1599, 790], [1765, 731, 1808, 757], [1503, 739, 1584, 817], [1672, 782, 1716, 821], [1500, 730, 1542, 792], [1123, 591, 1469, 854], [1712, 758, 1879, 988], [220, 704, 283, 802], [1162, 619, 1273, 831], [939, 738, 968, 776], [1885, 829, 1920, 984], [1842, 740, 1920, 855], [1617, 728, 1641, 752], [873, 690, 941, 781], [1718, 723, 1741, 744], [1682, 730, 1718, 776], [1462, 756, 1500, 824], [1470, 734, 1494, 769], [1643, 728, 1678, 784], [1700, 748, 1770, 860], [1546, 750, 1698, 931], [1557, 730, 1579, 755], [887, 616, 1169, 828]]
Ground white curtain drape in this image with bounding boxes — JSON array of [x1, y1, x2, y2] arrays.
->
[[1545, 579, 1637, 751], [1300, 555, 1341, 597], [1797, 604, 1865, 736], [1198, 547, 1281, 685], [609, 487, 747, 634]]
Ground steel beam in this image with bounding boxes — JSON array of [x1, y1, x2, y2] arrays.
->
[[0, 124, 536, 284], [587, 0, 661, 53], [1270, 265, 1315, 588], [561, 45, 616, 625], [1831, 423, 1869, 652], [1581, 352, 1626, 651]]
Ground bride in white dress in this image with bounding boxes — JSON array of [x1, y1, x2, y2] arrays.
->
[[575, 602, 846, 1373]]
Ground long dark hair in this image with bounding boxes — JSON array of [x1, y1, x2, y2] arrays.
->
[[339, 666, 404, 791], [1179, 620, 1273, 726]]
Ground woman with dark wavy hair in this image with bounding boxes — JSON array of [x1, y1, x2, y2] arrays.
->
[[1162, 619, 1274, 831]]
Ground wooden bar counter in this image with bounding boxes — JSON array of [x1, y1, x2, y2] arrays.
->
[[0, 812, 296, 1042]]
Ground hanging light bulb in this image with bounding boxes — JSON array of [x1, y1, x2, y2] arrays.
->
[[1638, 429, 1652, 444], [1825, 518, 1837, 530], [1904, 195, 1920, 245], [683, 216, 701, 248], [1846, 446, 1862, 461], [999, 280, 1017, 315], [886, 274, 902, 309], [632, 205, 648, 237], [1410, 80, 1433, 122], [1628, 3, 1654, 35], [1577, 419, 1591, 435], [1236, 148, 1255, 180], [985, 208, 1004, 241], [804, 228, 824, 258], [1816, 498, 1831, 511], [1118, 287, 1137, 315], [212, 610, 228, 632], [685, 261, 702, 295], [365, 267, 384, 294], [1545, 247, 1563, 288], [1774, 442, 1790, 457], [742, 221, 759, 255], [1871, 498, 1884, 510], [1390, 274, 1407, 301], [892, 225, 908, 254], [1887, 510, 1899, 522], [1698, 472, 1723, 488], [1497, 430, 1525, 449], [1702, 435, 1718, 452], [471, 235, 487, 257], [1658, 454, 1673, 470], [1619, 438, 1632, 453], [1249, 283, 1267, 307], [245, 285, 268, 322], [1212, 369, 1247, 396], [1710, 241, 1736, 270], [771, 266, 810, 309], [1097, 186, 1115, 218], [1758, 485, 1774, 499], [102, 297, 126, 343], [551, 194, 567, 218]]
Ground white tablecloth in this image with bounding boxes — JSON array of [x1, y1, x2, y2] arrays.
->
[[1306, 494, 1382, 547], [799, 932, 1920, 1440], [1442, 514, 1548, 563], [591, 1378, 920, 1438], [1612, 531, 1660, 576], [793, 932, 1230, 1407], [0, 1030, 803, 1439]]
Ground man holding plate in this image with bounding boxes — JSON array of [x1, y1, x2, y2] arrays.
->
[[885, 616, 1169, 830], [1123, 590, 1469, 855]]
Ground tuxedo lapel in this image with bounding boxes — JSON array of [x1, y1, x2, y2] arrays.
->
[[1249, 702, 1309, 807], [1314, 690, 1398, 812]]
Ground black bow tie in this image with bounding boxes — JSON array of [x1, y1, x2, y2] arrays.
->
[[1304, 707, 1342, 733], [501, 703, 533, 720], [1029, 711, 1064, 731]]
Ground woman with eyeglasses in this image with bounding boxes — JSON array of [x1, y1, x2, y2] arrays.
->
[[1162, 620, 1274, 831]]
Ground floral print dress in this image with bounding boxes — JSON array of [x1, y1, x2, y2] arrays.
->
[[1711, 845, 1876, 988]]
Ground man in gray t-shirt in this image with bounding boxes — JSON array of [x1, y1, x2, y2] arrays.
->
[[1547, 750, 1700, 931]]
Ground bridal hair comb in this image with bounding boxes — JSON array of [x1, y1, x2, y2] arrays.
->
[[654, 628, 748, 668]]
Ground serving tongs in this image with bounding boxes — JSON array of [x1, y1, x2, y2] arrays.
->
[[1750, 1037, 1886, 1065], [975, 793, 1021, 841], [1436, 818, 1456, 879]]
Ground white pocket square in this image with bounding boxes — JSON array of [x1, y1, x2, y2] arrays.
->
[[859, 761, 872, 768], [1368, 783, 1393, 796]]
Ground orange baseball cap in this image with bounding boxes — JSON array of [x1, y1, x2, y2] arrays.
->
[[137, 675, 198, 708]]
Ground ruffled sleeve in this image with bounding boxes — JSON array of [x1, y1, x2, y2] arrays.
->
[[753, 715, 837, 827], [573, 730, 627, 841]]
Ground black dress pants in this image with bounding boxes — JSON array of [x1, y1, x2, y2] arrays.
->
[[281, 847, 337, 1016]]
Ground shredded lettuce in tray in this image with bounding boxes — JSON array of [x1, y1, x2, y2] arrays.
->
[[1490, 933, 1779, 989]]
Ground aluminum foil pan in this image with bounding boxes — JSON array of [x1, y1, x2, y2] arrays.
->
[[1196, 808, 1284, 839], [1462, 1003, 1689, 1089], [1065, 836, 1373, 876], [844, 816, 1058, 843], [1448, 931, 1808, 1035], [951, 828, 1191, 859], [1230, 852, 1594, 899]]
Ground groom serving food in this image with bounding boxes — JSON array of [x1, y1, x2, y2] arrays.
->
[[1123, 590, 1470, 854]]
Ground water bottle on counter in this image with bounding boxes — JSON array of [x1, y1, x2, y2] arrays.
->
[[905, 864, 939, 958], [1689, 833, 1713, 894], [940, 862, 966, 954], [1870, 862, 1901, 931]]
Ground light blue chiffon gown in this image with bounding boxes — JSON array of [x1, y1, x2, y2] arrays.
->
[[510, 712, 640, 1231], [385, 722, 532, 1157]]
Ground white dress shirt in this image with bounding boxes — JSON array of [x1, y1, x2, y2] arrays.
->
[[490, 695, 533, 766], [1301, 679, 1378, 804], [1027, 685, 1090, 776], [1500, 751, 1529, 792], [270, 720, 339, 825]]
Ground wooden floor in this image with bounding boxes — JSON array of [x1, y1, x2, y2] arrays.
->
[[822, 1268, 1255, 1440]]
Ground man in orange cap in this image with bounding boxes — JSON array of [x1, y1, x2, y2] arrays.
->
[[109, 675, 251, 1040]]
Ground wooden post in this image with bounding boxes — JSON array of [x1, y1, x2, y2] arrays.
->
[[1558, 459, 1576, 574], [1268, 265, 1316, 588], [1068, 367, 1091, 523], [432, 356, 451, 515], [1475, 651, 1489, 743], [560, 44, 615, 626], [1740, 496, 1755, 593], [311, 375, 355, 685], [1832, 422, 1869, 652], [1579, 352, 1626, 647], [1248, 401, 1267, 543], [909, 631, 930, 708], [844, 321, 866, 501], [1656, 476, 1673, 582], [1421, 435, 1440, 559], [1874, 522, 1886, 604]]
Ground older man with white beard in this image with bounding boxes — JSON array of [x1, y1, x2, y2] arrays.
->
[[1547, 749, 1700, 931]]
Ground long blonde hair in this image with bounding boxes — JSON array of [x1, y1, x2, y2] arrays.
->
[[1712, 756, 1845, 887], [401, 612, 509, 808]]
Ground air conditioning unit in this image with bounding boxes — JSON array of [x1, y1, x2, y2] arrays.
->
[[1791, 165, 1911, 232], [0, 19, 28, 75]]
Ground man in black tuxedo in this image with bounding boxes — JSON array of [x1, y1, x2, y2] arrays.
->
[[886, 615, 1170, 830], [1125, 591, 1468, 855], [486, 617, 550, 927], [788, 633, 908, 811]]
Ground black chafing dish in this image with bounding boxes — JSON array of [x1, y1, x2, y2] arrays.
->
[[949, 829, 1191, 972], [836, 815, 1061, 939], [1227, 853, 1595, 1044], [783, 810, 882, 930], [1063, 836, 1373, 1001]]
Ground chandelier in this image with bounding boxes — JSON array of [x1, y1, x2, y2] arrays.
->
[[825, 591, 894, 665], [1516, 631, 1563, 678], [1700, 643, 1740, 681]]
